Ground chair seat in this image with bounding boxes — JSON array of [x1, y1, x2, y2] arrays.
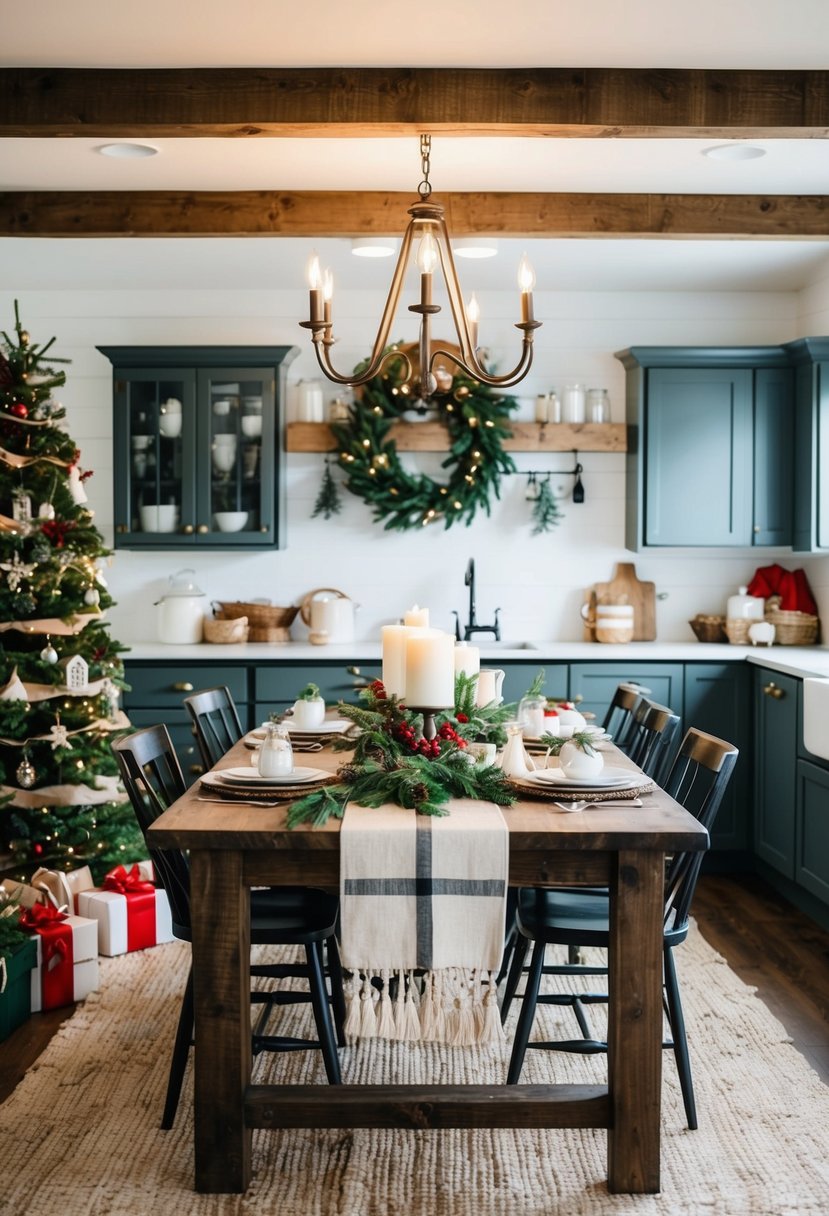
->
[[251, 888, 339, 944], [517, 888, 610, 943]]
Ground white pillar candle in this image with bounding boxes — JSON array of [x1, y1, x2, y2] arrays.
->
[[405, 631, 455, 708], [381, 624, 410, 698], [403, 604, 430, 627], [454, 641, 480, 677]]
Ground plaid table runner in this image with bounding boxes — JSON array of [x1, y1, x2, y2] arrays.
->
[[339, 798, 508, 1046]]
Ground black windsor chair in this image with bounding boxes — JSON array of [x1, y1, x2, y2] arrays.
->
[[182, 684, 244, 772], [500, 727, 739, 1130], [112, 724, 346, 1130]]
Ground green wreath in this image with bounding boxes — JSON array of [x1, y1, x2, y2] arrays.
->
[[329, 345, 519, 531]]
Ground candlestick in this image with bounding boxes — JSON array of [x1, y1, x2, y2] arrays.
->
[[404, 604, 430, 627], [405, 631, 454, 709]]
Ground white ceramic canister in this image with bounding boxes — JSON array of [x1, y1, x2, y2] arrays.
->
[[155, 569, 206, 644], [561, 383, 586, 424], [726, 586, 764, 620]]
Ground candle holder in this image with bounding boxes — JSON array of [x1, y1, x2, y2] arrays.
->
[[412, 707, 444, 741]]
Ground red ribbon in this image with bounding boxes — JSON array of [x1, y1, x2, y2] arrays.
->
[[103, 864, 157, 952], [19, 902, 74, 1009]]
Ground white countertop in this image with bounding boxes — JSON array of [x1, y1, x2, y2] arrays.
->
[[120, 639, 829, 680]]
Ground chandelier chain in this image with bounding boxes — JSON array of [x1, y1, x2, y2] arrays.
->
[[417, 133, 432, 199]]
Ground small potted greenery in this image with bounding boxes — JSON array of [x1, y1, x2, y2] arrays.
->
[[292, 682, 326, 730], [541, 729, 604, 780]]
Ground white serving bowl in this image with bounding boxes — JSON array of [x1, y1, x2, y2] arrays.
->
[[214, 511, 248, 533], [212, 445, 236, 474], [140, 504, 178, 533], [159, 413, 182, 438], [241, 415, 262, 438]]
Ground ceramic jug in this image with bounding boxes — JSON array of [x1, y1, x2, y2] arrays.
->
[[476, 668, 505, 707]]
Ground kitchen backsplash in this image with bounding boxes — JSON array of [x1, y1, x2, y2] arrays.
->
[[9, 275, 829, 646]]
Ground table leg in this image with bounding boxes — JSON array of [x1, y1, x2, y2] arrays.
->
[[190, 849, 251, 1193], [606, 848, 664, 1194]]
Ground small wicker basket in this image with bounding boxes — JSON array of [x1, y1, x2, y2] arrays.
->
[[213, 601, 299, 644], [725, 617, 753, 645], [203, 615, 249, 644], [689, 614, 727, 643], [764, 595, 819, 646]]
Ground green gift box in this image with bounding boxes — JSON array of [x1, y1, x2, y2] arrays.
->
[[0, 937, 38, 1042]]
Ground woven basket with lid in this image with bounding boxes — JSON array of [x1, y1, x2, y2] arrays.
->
[[764, 595, 819, 646]]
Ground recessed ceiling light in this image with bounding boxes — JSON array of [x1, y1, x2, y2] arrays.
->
[[702, 144, 767, 162], [351, 237, 396, 258], [95, 143, 159, 159], [453, 239, 499, 260]]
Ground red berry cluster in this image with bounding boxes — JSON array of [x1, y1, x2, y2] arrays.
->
[[369, 679, 387, 700], [456, 712, 469, 723], [438, 722, 468, 749]]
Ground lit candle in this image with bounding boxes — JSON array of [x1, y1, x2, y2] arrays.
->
[[323, 268, 334, 327], [454, 640, 480, 677], [405, 631, 455, 709], [417, 232, 438, 308], [381, 624, 411, 699], [518, 253, 536, 324], [404, 604, 430, 627], [467, 293, 480, 350], [307, 253, 323, 324]]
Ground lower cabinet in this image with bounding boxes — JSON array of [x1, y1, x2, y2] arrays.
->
[[796, 761, 829, 905], [753, 668, 800, 879], [683, 664, 751, 852], [254, 662, 376, 719], [569, 662, 684, 722]]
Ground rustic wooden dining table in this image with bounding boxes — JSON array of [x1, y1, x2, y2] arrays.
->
[[147, 737, 708, 1197]]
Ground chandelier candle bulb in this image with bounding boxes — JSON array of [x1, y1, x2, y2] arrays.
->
[[307, 254, 323, 324], [404, 604, 430, 627], [454, 640, 480, 677], [467, 293, 480, 349], [405, 631, 455, 709], [518, 255, 536, 324], [323, 269, 334, 326]]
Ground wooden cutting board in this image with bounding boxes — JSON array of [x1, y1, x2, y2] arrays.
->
[[584, 562, 657, 642]]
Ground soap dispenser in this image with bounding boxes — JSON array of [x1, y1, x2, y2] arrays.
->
[[726, 586, 764, 621]]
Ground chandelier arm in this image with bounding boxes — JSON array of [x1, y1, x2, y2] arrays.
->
[[429, 340, 537, 389], [313, 339, 412, 388]]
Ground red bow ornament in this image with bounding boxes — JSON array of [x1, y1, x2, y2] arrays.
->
[[103, 864, 157, 952], [19, 902, 74, 1009]]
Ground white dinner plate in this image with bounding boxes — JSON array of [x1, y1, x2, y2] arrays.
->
[[526, 765, 643, 790], [215, 766, 328, 786], [285, 718, 351, 735]]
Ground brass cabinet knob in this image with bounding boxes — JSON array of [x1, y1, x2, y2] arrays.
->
[[259, 524, 269, 533], [763, 682, 785, 700], [172, 681, 194, 692], [753, 525, 761, 534], [181, 524, 194, 535], [189, 764, 204, 775], [116, 524, 128, 534], [197, 524, 209, 534]]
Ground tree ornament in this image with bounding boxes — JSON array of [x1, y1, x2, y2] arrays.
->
[[19, 330, 30, 347], [16, 755, 36, 789], [9, 402, 28, 419], [38, 502, 56, 521], [331, 342, 518, 532], [311, 459, 343, 520], [11, 493, 32, 523], [40, 640, 59, 664], [84, 586, 100, 606]]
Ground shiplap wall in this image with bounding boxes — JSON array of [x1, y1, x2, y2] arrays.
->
[[7, 282, 827, 645]]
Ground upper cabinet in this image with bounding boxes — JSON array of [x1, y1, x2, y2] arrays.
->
[[98, 345, 298, 549], [785, 338, 829, 553], [616, 347, 793, 551]]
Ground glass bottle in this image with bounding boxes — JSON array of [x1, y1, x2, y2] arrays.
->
[[548, 391, 561, 423], [561, 383, 586, 423], [534, 393, 549, 424], [586, 388, 610, 423], [517, 694, 547, 739], [257, 722, 294, 776]]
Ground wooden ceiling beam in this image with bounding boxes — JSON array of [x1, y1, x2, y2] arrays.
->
[[2, 67, 828, 138], [1, 190, 827, 239]]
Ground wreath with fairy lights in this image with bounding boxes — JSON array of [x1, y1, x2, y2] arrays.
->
[[324, 343, 519, 531]]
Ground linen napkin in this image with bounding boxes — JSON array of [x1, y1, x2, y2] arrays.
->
[[339, 797, 508, 1046]]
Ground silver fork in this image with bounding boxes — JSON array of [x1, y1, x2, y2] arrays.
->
[[554, 799, 643, 812]]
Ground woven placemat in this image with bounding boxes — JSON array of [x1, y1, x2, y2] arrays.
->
[[199, 772, 336, 802], [507, 774, 656, 801]]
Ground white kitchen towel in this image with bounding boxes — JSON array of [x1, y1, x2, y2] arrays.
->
[[339, 798, 508, 1045]]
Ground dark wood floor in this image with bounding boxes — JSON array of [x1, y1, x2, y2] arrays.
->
[[1, 872, 827, 1105]]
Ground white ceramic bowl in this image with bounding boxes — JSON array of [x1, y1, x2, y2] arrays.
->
[[214, 511, 248, 533], [241, 416, 262, 438], [159, 413, 182, 438], [139, 504, 178, 533], [212, 446, 236, 473]]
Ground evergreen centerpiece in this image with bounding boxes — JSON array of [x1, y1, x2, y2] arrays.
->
[[287, 677, 516, 828], [0, 301, 142, 878]]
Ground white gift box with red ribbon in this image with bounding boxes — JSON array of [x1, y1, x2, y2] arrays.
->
[[23, 909, 99, 1013], [77, 863, 173, 957]]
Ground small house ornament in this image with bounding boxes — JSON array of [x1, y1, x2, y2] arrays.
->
[[59, 654, 89, 692], [11, 493, 32, 523]]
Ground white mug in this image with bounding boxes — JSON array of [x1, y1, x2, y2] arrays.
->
[[476, 668, 505, 707]]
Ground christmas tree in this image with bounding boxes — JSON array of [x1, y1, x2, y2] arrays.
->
[[0, 301, 142, 880]]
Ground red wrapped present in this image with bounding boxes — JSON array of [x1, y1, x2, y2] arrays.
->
[[77, 863, 172, 957], [20, 903, 98, 1012]]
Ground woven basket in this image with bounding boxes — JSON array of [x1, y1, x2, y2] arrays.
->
[[764, 595, 819, 645], [213, 601, 298, 644], [689, 614, 727, 643], [725, 617, 752, 645], [203, 615, 249, 644]]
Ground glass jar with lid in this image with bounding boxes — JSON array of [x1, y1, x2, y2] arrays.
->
[[586, 388, 610, 423], [517, 693, 547, 739], [257, 722, 294, 777]]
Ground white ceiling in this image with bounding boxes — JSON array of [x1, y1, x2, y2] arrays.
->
[[3, 0, 829, 294]]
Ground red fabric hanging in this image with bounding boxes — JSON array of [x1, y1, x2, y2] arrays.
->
[[747, 564, 817, 615]]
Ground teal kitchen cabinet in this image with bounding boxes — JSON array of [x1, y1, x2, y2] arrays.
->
[[254, 663, 375, 720], [569, 662, 684, 725], [786, 337, 829, 552], [500, 662, 567, 707], [99, 345, 297, 549], [616, 347, 793, 550], [683, 663, 751, 852], [795, 761, 829, 906], [753, 667, 800, 879]]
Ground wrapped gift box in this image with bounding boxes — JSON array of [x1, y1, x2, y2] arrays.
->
[[0, 938, 38, 1041], [22, 908, 99, 1013], [77, 864, 172, 957]]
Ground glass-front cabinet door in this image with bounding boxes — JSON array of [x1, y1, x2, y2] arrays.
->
[[101, 345, 296, 549]]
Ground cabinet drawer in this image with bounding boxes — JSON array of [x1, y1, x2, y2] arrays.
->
[[255, 663, 373, 709], [124, 663, 247, 708], [796, 760, 829, 906]]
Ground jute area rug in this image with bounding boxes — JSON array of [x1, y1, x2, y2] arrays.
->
[[1, 923, 828, 1216]]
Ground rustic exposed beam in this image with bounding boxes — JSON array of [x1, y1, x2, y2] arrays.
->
[[2, 67, 828, 139], [1, 190, 827, 239]]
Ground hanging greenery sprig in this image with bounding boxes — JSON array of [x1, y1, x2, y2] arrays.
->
[[311, 458, 343, 520], [531, 475, 564, 533], [330, 344, 519, 531]]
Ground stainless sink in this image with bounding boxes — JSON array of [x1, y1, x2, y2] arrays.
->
[[477, 641, 539, 651]]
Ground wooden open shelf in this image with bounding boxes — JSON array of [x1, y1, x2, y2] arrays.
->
[[286, 421, 627, 454]]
